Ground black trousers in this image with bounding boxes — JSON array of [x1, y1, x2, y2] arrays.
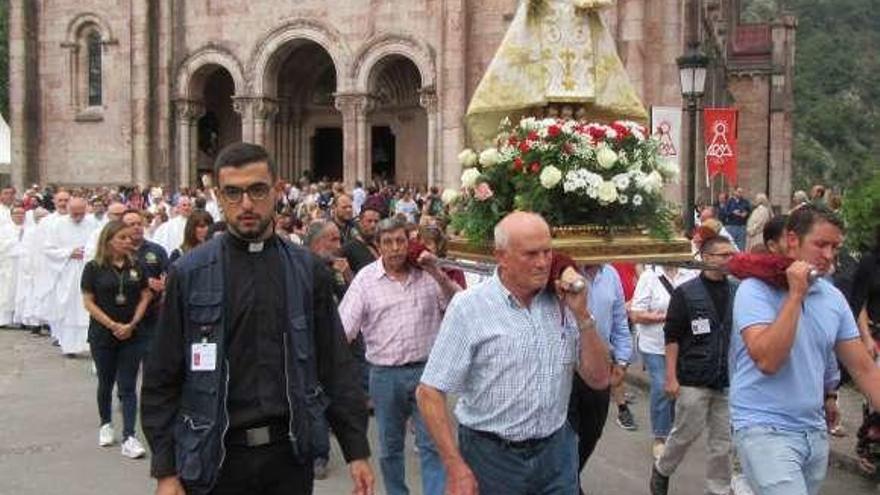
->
[[567, 373, 611, 494], [209, 442, 314, 495]]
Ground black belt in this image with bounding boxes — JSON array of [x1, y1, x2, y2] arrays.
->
[[465, 426, 555, 450], [371, 360, 427, 369], [226, 420, 289, 448]]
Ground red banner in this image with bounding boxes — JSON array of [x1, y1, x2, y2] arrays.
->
[[704, 108, 738, 185]]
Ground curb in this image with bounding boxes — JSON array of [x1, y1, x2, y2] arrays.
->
[[622, 372, 873, 480]]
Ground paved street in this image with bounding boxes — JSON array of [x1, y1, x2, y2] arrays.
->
[[0, 328, 877, 495]]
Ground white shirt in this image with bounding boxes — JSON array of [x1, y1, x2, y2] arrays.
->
[[631, 266, 697, 355], [352, 187, 366, 216]]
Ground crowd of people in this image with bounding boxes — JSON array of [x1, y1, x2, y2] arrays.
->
[[0, 145, 879, 495]]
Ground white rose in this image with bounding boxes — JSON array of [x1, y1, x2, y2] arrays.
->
[[646, 171, 664, 193], [441, 188, 459, 205], [658, 158, 680, 180], [479, 148, 502, 168], [632, 194, 644, 206], [597, 181, 618, 204], [612, 173, 631, 191], [539, 165, 563, 189], [458, 149, 478, 168], [596, 145, 619, 169], [460, 168, 481, 189]]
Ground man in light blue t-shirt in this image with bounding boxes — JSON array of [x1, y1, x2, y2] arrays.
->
[[731, 204, 880, 495]]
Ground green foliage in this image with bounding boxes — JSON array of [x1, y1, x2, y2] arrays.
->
[[451, 120, 678, 244], [841, 168, 880, 251], [791, 0, 880, 192]]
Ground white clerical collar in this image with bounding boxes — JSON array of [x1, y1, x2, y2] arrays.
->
[[248, 242, 264, 253]]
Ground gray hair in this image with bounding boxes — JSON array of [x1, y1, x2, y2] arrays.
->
[[754, 193, 769, 207], [376, 217, 408, 242], [494, 223, 510, 250], [304, 220, 333, 248], [493, 212, 548, 250], [793, 190, 808, 204]]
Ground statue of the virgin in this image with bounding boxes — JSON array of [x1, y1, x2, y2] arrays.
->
[[466, 0, 648, 145]]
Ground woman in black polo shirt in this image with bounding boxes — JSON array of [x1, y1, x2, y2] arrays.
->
[[81, 220, 152, 459]]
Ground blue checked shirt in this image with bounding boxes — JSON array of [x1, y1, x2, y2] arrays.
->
[[420, 273, 580, 442], [585, 265, 633, 364]]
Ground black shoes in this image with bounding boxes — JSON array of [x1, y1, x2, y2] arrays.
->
[[650, 464, 669, 495], [616, 405, 638, 431]]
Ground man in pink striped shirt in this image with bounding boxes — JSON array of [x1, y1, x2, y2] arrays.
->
[[339, 217, 461, 495]]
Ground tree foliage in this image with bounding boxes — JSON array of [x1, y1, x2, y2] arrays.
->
[[790, 0, 880, 193]]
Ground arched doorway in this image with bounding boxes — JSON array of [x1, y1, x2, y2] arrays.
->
[[271, 41, 341, 181], [196, 68, 241, 178], [367, 55, 426, 186]]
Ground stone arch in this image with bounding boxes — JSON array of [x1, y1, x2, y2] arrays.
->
[[65, 12, 114, 44], [351, 34, 436, 94], [249, 18, 351, 96], [175, 45, 246, 100]]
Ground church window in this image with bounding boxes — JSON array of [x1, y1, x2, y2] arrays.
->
[[86, 31, 102, 106]]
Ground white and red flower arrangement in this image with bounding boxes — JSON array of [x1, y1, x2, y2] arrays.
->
[[449, 117, 680, 243]]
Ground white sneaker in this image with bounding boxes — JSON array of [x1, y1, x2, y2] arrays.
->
[[99, 423, 114, 447], [121, 436, 146, 459]]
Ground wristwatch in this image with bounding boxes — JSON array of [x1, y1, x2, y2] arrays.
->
[[615, 360, 630, 369]]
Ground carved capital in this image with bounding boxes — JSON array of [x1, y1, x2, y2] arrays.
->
[[418, 87, 438, 113], [252, 98, 280, 120], [175, 99, 205, 122], [334, 93, 374, 115]]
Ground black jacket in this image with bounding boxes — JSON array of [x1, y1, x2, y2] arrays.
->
[[141, 234, 369, 493]]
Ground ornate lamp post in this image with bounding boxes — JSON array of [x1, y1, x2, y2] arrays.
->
[[677, 43, 709, 234]]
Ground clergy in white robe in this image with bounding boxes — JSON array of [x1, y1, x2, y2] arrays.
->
[[151, 196, 192, 254], [85, 202, 127, 261], [43, 197, 97, 355], [16, 208, 49, 327], [32, 190, 73, 332], [0, 206, 26, 326], [0, 186, 15, 225]]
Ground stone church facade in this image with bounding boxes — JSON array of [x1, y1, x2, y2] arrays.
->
[[8, 0, 796, 208]]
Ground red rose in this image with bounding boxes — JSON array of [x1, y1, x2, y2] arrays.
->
[[529, 162, 541, 174], [527, 131, 539, 141], [519, 141, 531, 153], [548, 125, 561, 138], [508, 136, 518, 146], [562, 142, 574, 155], [513, 157, 524, 172], [588, 126, 606, 141], [611, 123, 629, 141]]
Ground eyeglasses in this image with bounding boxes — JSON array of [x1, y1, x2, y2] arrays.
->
[[704, 251, 736, 258], [221, 183, 272, 203]]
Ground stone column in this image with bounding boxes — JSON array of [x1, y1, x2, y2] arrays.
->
[[419, 88, 440, 186], [233, 97, 255, 143], [252, 97, 279, 147], [441, 0, 466, 188], [175, 99, 204, 189], [130, 0, 151, 186], [335, 93, 372, 188], [9, 0, 30, 190]]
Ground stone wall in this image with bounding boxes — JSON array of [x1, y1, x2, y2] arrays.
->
[[8, 0, 792, 207]]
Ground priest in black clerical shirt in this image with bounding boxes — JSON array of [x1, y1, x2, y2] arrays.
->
[[142, 143, 374, 495]]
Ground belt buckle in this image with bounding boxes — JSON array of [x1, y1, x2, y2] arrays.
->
[[245, 426, 271, 447]]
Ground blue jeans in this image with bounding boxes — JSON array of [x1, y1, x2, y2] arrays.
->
[[735, 426, 829, 495], [370, 364, 445, 495], [459, 423, 579, 495], [90, 339, 145, 438], [642, 352, 674, 438], [726, 224, 747, 251]]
